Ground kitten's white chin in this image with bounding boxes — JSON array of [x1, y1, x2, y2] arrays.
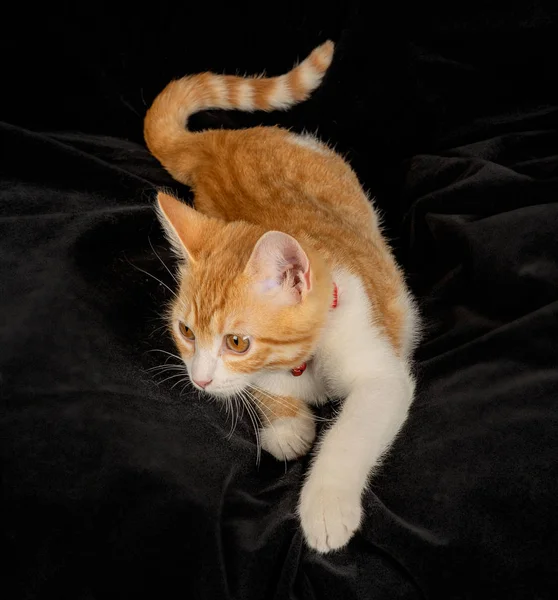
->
[[202, 383, 247, 399], [207, 389, 235, 399]]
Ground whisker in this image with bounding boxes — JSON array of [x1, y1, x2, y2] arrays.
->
[[245, 389, 287, 473], [239, 390, 262, 467], [245, 392, 266, 468], [248, 384, 333, 424], [146, 349, 183, 361], [225, 397, 233, 432], [148, 323, 171, 338], [146, 311, 171, 324], [171, 376, 191, 390], [124, 255, 181, 302], [148, 236, 179, 286], [226, 396, 239, 440], [233, 395, 242, 437], [160, 372, 189, 385], [145, 364, 184, 373]]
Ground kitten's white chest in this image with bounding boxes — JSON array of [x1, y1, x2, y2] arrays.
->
[[253, 359, 328, 405], [314, 270, 384, 398]]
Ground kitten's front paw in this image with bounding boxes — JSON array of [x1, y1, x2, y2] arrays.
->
[[260, 416, 316, 461], [299, 478, 362, 553]]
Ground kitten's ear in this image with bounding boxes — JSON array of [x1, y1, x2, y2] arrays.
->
[[245, 231, 311, 304], [156, 192, 209, 261]]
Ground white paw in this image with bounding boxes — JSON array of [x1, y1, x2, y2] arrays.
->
[[260, 416, 316, 461], [299, 478, 362, 553]]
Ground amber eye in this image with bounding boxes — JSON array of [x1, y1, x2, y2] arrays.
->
[[225, 334, 250, 354], [179, 323, 195, 341]]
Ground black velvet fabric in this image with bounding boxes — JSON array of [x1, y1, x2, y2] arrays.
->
[[2, 2, 558, 598]]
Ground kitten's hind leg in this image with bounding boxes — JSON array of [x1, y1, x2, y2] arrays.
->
[[251, 390, 316, 461]]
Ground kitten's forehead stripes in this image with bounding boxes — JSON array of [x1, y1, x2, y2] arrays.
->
[[190, 290, 229, 332]]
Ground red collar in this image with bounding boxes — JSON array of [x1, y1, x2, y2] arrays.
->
[[291, 282, 338, 377]]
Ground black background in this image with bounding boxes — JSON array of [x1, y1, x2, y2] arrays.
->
[[1, 1, 558, 598]]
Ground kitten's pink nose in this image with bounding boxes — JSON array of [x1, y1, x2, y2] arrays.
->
[[193, 378, 212, 389]]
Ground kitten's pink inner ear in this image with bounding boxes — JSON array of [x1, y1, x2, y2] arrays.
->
[[156, 192, 207, 260], [246, 231, 311, 303]]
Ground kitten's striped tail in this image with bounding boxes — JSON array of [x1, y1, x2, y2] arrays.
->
[[144, 41, 334, 180]]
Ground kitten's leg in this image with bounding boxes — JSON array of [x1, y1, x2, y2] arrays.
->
[[299, 356, 413, 553], [252, 391, 316, 461]]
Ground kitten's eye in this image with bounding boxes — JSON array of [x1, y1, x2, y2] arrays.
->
[[179, 323, 195, 341], [225, 334, 250, 354]]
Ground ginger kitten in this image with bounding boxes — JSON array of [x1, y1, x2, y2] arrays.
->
[[144, 41, 418, 553]]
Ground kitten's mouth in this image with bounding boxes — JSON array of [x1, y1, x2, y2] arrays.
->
[[192, 381, 210, 392]]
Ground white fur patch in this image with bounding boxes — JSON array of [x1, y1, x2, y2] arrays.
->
[[299, 476, 362, 553], [269, 75, 293, 110], [260, 415, 316, 461], [209, 77, 231, 108], [398, 290, 421, 361], [254, 363, 328, 406], [236, 80, 255, 111], [289, 133, 330, 155], [298, 62, 322, 92]]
